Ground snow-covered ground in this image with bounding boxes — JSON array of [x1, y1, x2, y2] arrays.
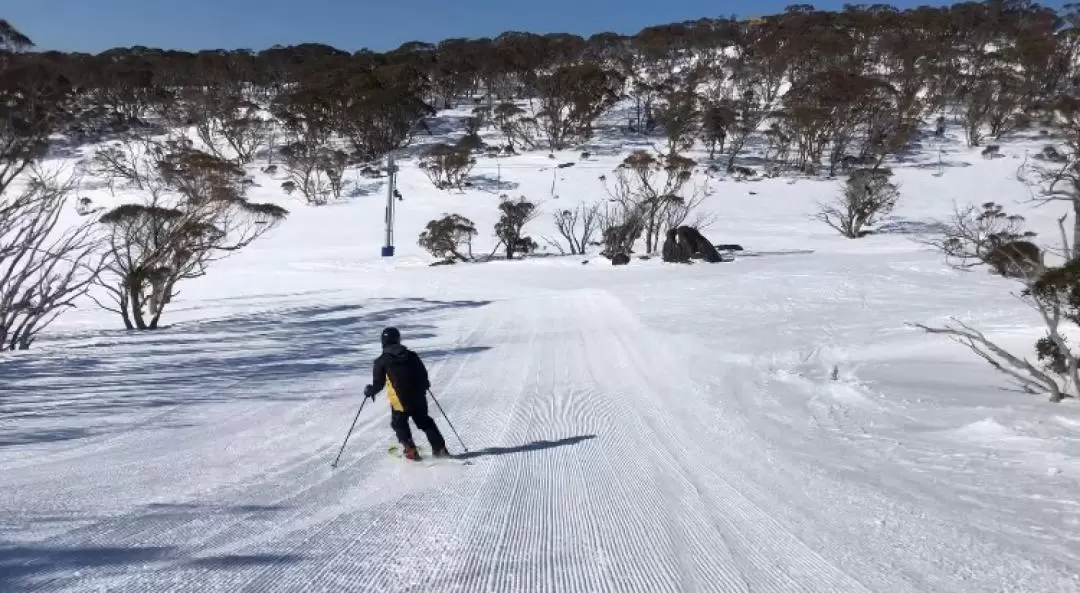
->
[[2, 105, 1080, 592]]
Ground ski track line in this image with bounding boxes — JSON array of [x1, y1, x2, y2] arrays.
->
[[414, 289, 740, 593], [574, 290, 755, 593], [543, 288, 870, 592], [11, 367, 354, 537], [528, 306, 677, 593], [537, 298, 678, 593], [1, 391, 334, 561], [464, 301, 546, 593], [603, 293, 877, 593], [0, 371, 264, 473]]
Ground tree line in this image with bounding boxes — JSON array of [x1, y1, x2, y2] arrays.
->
[[6, 2, 1080, 166]]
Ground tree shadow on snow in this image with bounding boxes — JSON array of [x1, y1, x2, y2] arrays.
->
[[0, 545, 304, 590], [466, 173, 520, 193], [457, 434, 596, 460], [0, 427, 94, 447], [422, 345, 492, 361], [0, 502, 303, 590], [871, 217, 949, 236], [0, 298, 492, 448]]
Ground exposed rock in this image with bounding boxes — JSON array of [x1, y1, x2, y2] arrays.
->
[[662, 226, 723, 263]]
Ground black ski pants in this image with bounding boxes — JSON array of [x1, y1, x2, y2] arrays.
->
[[391, 402, 446, 451]]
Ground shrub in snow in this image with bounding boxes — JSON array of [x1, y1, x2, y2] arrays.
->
[[924, 202, 1041, 278], [419, 143, 475, 191], [543, 202, 601, 256], [494, 197, 538, 260], [598, 201, 644, 262], [418, 214, 477, 263], [985, 240, 1044, 279], [817, 168, 899, 239]]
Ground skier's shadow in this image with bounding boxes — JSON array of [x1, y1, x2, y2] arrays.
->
[[456, 434, 596, 460]]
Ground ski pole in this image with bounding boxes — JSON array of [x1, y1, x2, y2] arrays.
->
[[428, 389, 468, 453], [330, 397, 368, 469]]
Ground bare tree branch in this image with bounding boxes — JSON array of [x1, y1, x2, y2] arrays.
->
[[907, 320, 1066, 401], [0, 166, 104, 350]]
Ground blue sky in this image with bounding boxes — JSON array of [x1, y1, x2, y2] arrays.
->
[[4, 0, 1062, 54]]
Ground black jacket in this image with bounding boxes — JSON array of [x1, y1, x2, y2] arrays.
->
[[371, 344, 430, 412]]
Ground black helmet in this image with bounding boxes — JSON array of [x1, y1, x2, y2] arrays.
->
[[380, 327, 401, 347]]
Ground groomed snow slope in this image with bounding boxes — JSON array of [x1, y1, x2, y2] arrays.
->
[[2, 104, 1080, 592]]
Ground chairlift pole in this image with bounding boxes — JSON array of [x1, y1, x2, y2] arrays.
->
[[382, 154, 397, 257]]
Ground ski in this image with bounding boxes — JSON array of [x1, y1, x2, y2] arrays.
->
[[387, 444, 429, 458], [387, 445, 473, 466], [723, 248, 815, 257]]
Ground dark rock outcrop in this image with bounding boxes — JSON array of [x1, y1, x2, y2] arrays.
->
[[662, 226, 723, 263]]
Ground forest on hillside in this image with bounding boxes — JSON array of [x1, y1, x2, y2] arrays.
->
[[2, 1, 1078, 176]]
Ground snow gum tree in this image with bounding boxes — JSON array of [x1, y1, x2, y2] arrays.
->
[[654, 78, 701, 156], [910, 93, 1080, 401], [419, 143, 475, 191], [601, 150, 703, 254], [418, 214, 477, 263], [817, 168, 900, 239], [93, 141, 288, 330], [914, 200, 1080, 402], [494, 197, 538, 260], [270, 81, 347, 205], [0, 169, 103, 350], [533, 64, 624, 150]]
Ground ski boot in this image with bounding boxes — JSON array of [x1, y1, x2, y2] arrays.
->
[[432, 447, 452, 458], [403, 445, 422, 461]]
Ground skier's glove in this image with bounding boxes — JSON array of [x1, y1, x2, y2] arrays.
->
[[363, 384, 376, 399]]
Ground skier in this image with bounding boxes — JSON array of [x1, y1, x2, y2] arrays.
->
[[363, 327, 450, 460]]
